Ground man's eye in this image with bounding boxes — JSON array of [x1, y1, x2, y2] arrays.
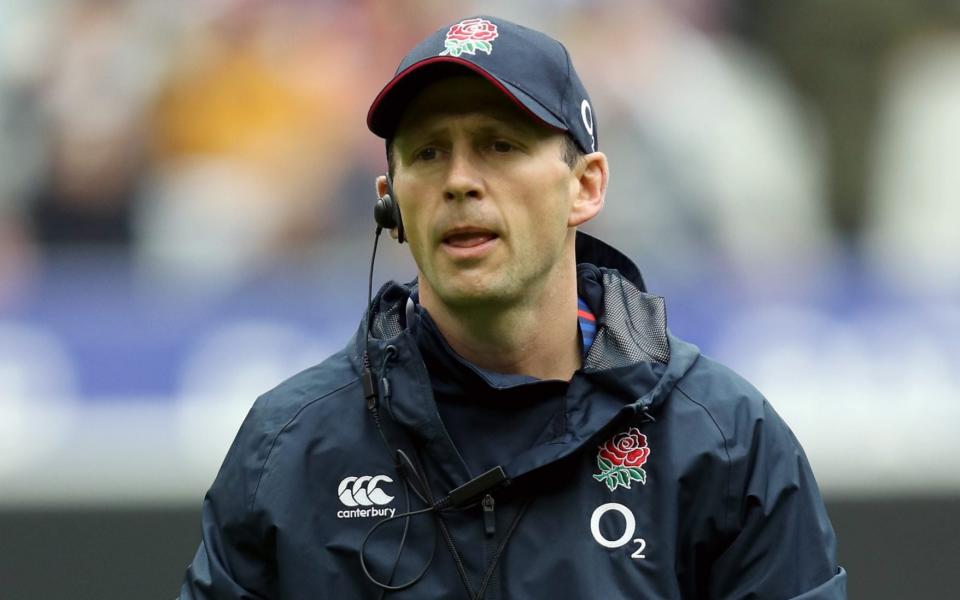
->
[[415, 147, 437, 161], [492, 141, 513, 153]]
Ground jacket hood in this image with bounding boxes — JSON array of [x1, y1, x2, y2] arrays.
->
[[350, 231, 701, 483]]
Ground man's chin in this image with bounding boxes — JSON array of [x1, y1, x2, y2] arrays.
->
[[426, 276, 517, 311]]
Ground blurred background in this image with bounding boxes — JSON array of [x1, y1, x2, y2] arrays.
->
[[1, 0, 958, 597]]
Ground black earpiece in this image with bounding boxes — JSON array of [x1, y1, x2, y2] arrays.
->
[[374, 176, 405, 244]]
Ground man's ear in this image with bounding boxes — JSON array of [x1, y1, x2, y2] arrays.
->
[[374, 175, 401, 240], [568, 151, 608, 227]]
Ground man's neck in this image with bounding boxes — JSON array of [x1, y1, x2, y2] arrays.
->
[[418, 266, 582, 382]]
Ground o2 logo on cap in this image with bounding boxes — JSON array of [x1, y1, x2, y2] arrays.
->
[[581, 99, 595, 152]]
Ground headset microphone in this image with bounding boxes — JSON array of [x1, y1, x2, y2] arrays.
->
[[363, 178, 435, 596], [362, 185, 513, 597], [374, 176, 405, 243]]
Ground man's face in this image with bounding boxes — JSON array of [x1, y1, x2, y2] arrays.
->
[[391, 76, 579, 311]]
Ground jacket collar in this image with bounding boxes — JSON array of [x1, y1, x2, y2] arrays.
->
[[350, 233, 700, 483], [575, 230, 647, 292]]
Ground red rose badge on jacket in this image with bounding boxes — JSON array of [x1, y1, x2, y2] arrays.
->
[[593, 427, 651, 491], [439, 18, 499, 57]]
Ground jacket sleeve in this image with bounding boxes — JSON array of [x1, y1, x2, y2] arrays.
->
[[709, 399, 847, 599], [180, 400, 277, 599]]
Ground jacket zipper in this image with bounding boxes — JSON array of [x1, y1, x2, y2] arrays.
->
[[481, 493, 497, 599], [482, 494, 496, 537]]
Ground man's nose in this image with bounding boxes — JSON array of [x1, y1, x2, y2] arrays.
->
[[443, 147, 483, 201]]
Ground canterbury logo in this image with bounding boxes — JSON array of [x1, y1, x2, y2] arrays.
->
[[337, 475, 395, 507]]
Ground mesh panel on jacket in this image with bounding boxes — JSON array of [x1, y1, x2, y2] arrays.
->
[[583, 271, 669, 369]]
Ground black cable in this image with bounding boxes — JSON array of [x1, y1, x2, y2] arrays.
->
[[366, 403, 439, 594], [376, 477, 412, 600], [395, 449, 431, 506], [368, 226, 383, 319], [362, 227, 383, 373], [375, 489, 407, 600], [359, 503, 438, 592], [362, 225, 440, 595]]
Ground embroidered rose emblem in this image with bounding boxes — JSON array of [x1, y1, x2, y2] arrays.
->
[[593, 427, 650, 491], [439, 18, 499, 57]]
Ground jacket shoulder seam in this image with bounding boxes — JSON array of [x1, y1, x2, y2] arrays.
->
[[249, 377, 361, 511], [674, 382, 734, 532]]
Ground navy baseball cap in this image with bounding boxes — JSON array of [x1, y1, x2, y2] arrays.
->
[[367, 16, 598, 153]]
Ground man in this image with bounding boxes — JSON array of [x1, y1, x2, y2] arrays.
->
[[181, 16, 846, 599]]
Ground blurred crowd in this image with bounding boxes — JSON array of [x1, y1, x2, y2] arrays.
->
[[2, 0, 960, 299], [2, 0, 960, 507]]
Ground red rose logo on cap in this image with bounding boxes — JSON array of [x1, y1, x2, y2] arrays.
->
[[593, 427, 650, 491], [439, 18, 499, 57]]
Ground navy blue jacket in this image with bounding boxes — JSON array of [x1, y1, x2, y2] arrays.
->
[[180, 233, 846, 599]]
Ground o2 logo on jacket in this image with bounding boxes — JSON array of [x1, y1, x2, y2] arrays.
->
[[590, 503, 647, 559], [336, 475, 396, 519]]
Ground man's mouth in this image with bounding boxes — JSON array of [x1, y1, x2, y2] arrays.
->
[[441, 229, 499, 248]]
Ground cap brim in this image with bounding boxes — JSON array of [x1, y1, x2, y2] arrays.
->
[[367, 56, 567, 139]]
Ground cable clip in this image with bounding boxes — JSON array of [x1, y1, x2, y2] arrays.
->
[[361, 367, 378, 411]]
